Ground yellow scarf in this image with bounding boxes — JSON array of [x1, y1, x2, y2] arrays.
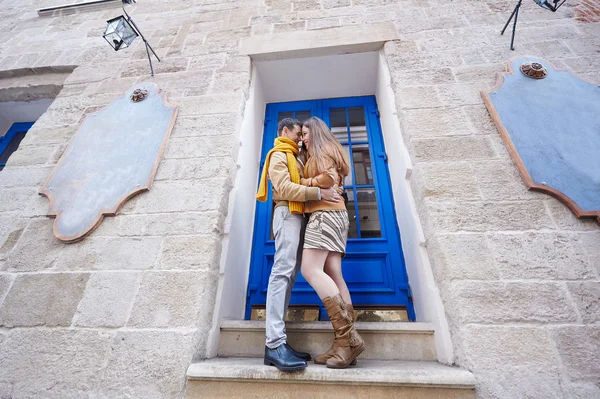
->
[[256, 137, 304, 214]]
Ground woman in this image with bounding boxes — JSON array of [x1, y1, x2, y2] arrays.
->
[[299, 116, 365, 369]]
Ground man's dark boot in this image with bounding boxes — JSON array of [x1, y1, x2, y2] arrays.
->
[[284, 343, 311, 361], [264, 344, 307, 371]]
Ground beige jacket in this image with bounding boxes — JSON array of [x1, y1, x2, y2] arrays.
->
[[303, 156, 347, 214], [268, 151, 320, 209]]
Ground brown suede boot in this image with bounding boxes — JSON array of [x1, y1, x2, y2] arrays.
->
[[322, 295, 365, 369], [314, 304, 357, 366]]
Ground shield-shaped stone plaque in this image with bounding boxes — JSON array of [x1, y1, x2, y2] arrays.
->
[[482, 57, 600, 224], [40, 83, 177, 242]]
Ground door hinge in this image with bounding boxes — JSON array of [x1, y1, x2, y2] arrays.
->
[[398, 283, 412, 298], [377, 152, 388, 162], [371, 109, 380, 118], [264, 117, 272, 126], [247, 284, 258, 299]]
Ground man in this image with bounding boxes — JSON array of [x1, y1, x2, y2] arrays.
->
[[256, 118, 341, 371]]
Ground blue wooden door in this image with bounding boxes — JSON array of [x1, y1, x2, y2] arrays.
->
[[246, 96, 415, 320], [0, 122, 35, 171]]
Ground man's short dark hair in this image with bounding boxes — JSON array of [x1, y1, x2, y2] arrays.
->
[[277, 118, 301, 137]]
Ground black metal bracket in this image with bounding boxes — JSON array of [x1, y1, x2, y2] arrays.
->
[[122, 3, 161, 76]]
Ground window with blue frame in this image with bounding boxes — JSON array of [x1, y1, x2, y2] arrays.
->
[[0, 122, 35, 171]]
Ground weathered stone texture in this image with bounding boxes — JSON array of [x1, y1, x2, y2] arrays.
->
[[0, 329, 113, 399], [447, 281, 577, 324], [0, 0, 598, 398], [550, 326, 600, 383], [99, 330, 196, 399], [128, 271, 218, 328], [72, 272, 141, 327], [0, 273, 89, 327]]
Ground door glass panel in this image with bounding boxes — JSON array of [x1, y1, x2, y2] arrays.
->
[[356, 188, 382, 238], [352, 144, 374, 185], [295, 110, 311, 122], [348, 107, 367, 142], [330, 108, 348, 143], [278, 112, 294, 122], [345, 190, 358, 238], [342, 145, 352, 187]]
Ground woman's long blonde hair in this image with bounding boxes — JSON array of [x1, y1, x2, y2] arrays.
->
[[303, 117, 350, 179]]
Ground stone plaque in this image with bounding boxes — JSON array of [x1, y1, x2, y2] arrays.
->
[[41, 83, 177, 242], [482, 57, 600, 224]]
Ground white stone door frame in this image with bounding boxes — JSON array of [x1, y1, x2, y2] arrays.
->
[[206, 27, 454, 364]]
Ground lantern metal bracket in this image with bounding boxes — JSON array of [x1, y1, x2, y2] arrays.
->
[[501, 0, 567, 51], [121, 5, 160, 76]]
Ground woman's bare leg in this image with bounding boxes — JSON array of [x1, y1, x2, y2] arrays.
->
[[323, 252, 351, 305], [301, 248, 339, 299]]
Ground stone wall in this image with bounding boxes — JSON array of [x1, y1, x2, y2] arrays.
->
[[0, 0, 598, 398]]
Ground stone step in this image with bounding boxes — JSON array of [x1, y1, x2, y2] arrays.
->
[[186, 358, 476, 399], [218, 320, 437, 361]]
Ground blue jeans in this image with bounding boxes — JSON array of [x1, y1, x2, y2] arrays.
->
[[265, 206, 306, 348]]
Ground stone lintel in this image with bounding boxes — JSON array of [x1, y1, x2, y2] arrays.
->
[[239, 22, 399, 61]]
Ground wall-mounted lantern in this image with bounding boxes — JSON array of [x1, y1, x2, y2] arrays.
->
[[102, 0, 161, 76], [501, 0, 567, 50]]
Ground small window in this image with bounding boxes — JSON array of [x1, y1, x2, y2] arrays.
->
[[0, 122, 34, 171]]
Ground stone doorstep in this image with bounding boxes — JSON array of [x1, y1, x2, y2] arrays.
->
[[221, 320, 435, 333], [218, 320, 437, 361], [186, 358, 476, 397]]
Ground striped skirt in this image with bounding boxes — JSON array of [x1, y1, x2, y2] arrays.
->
[[303, 210, 349, 255]]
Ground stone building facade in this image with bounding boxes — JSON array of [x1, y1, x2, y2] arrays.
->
[[0, 0, 598, 398]]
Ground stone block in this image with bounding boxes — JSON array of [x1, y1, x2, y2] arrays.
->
[[3, 219, 65, 272], [0, 274, 13, 308], [164, 136, 235, 159], [448, 281, 577, 324], [120, 57, 189, 78], [452, 64, 503, 85], [546, 200, 600, 231], [177, 94, 243, 117], [0, 272, 89, 327], [488, 232, 595, 280], [99, 330, 196, 399], [428, 233, 499, 281], [392, 68, 455, 87], [578, 232, 600, 276], [24, 124, 77, 145], [55, 237, 162, 271], [0, 329, 113, 398], [476, 373, 565, 399], [218, 55, 252, 73], [94, 212, 222, 237], [171, 114, 239, 137], [209, 72, 250, 95], [460, 325, 559, 374], [306, 18, 340, 30], [273, 21, 307, 33], [465, 104, 498, 135], [395, 86, 442, 109], [550, 326, 600, 382], [436, 83, 484, 106], [293, 0, 320, 12], [413, 162, 481, 200], [3, 144, 60, 167], [187, 53, 227, 70], [127, 270, 218, 328], [156, 157, 234, 181], [0, 215, 27, 260], [0, 166, 53, 189], [426, 200, 554, 232], [567, 282, 600, 323], [72, 272, 141, 327], [251, 24, 273, 36], [402, 107, 472, 137], [205, 27, 251, 44], [159, 235, 222, 271], [412, 136, 496, 162], [471, 160, 544, 201], [570, 382, 600, 399], [131, 179, 231, 214], [323, 0, 350, 8]]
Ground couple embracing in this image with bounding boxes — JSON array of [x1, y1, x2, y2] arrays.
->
[[255, 117, 365, 371]]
